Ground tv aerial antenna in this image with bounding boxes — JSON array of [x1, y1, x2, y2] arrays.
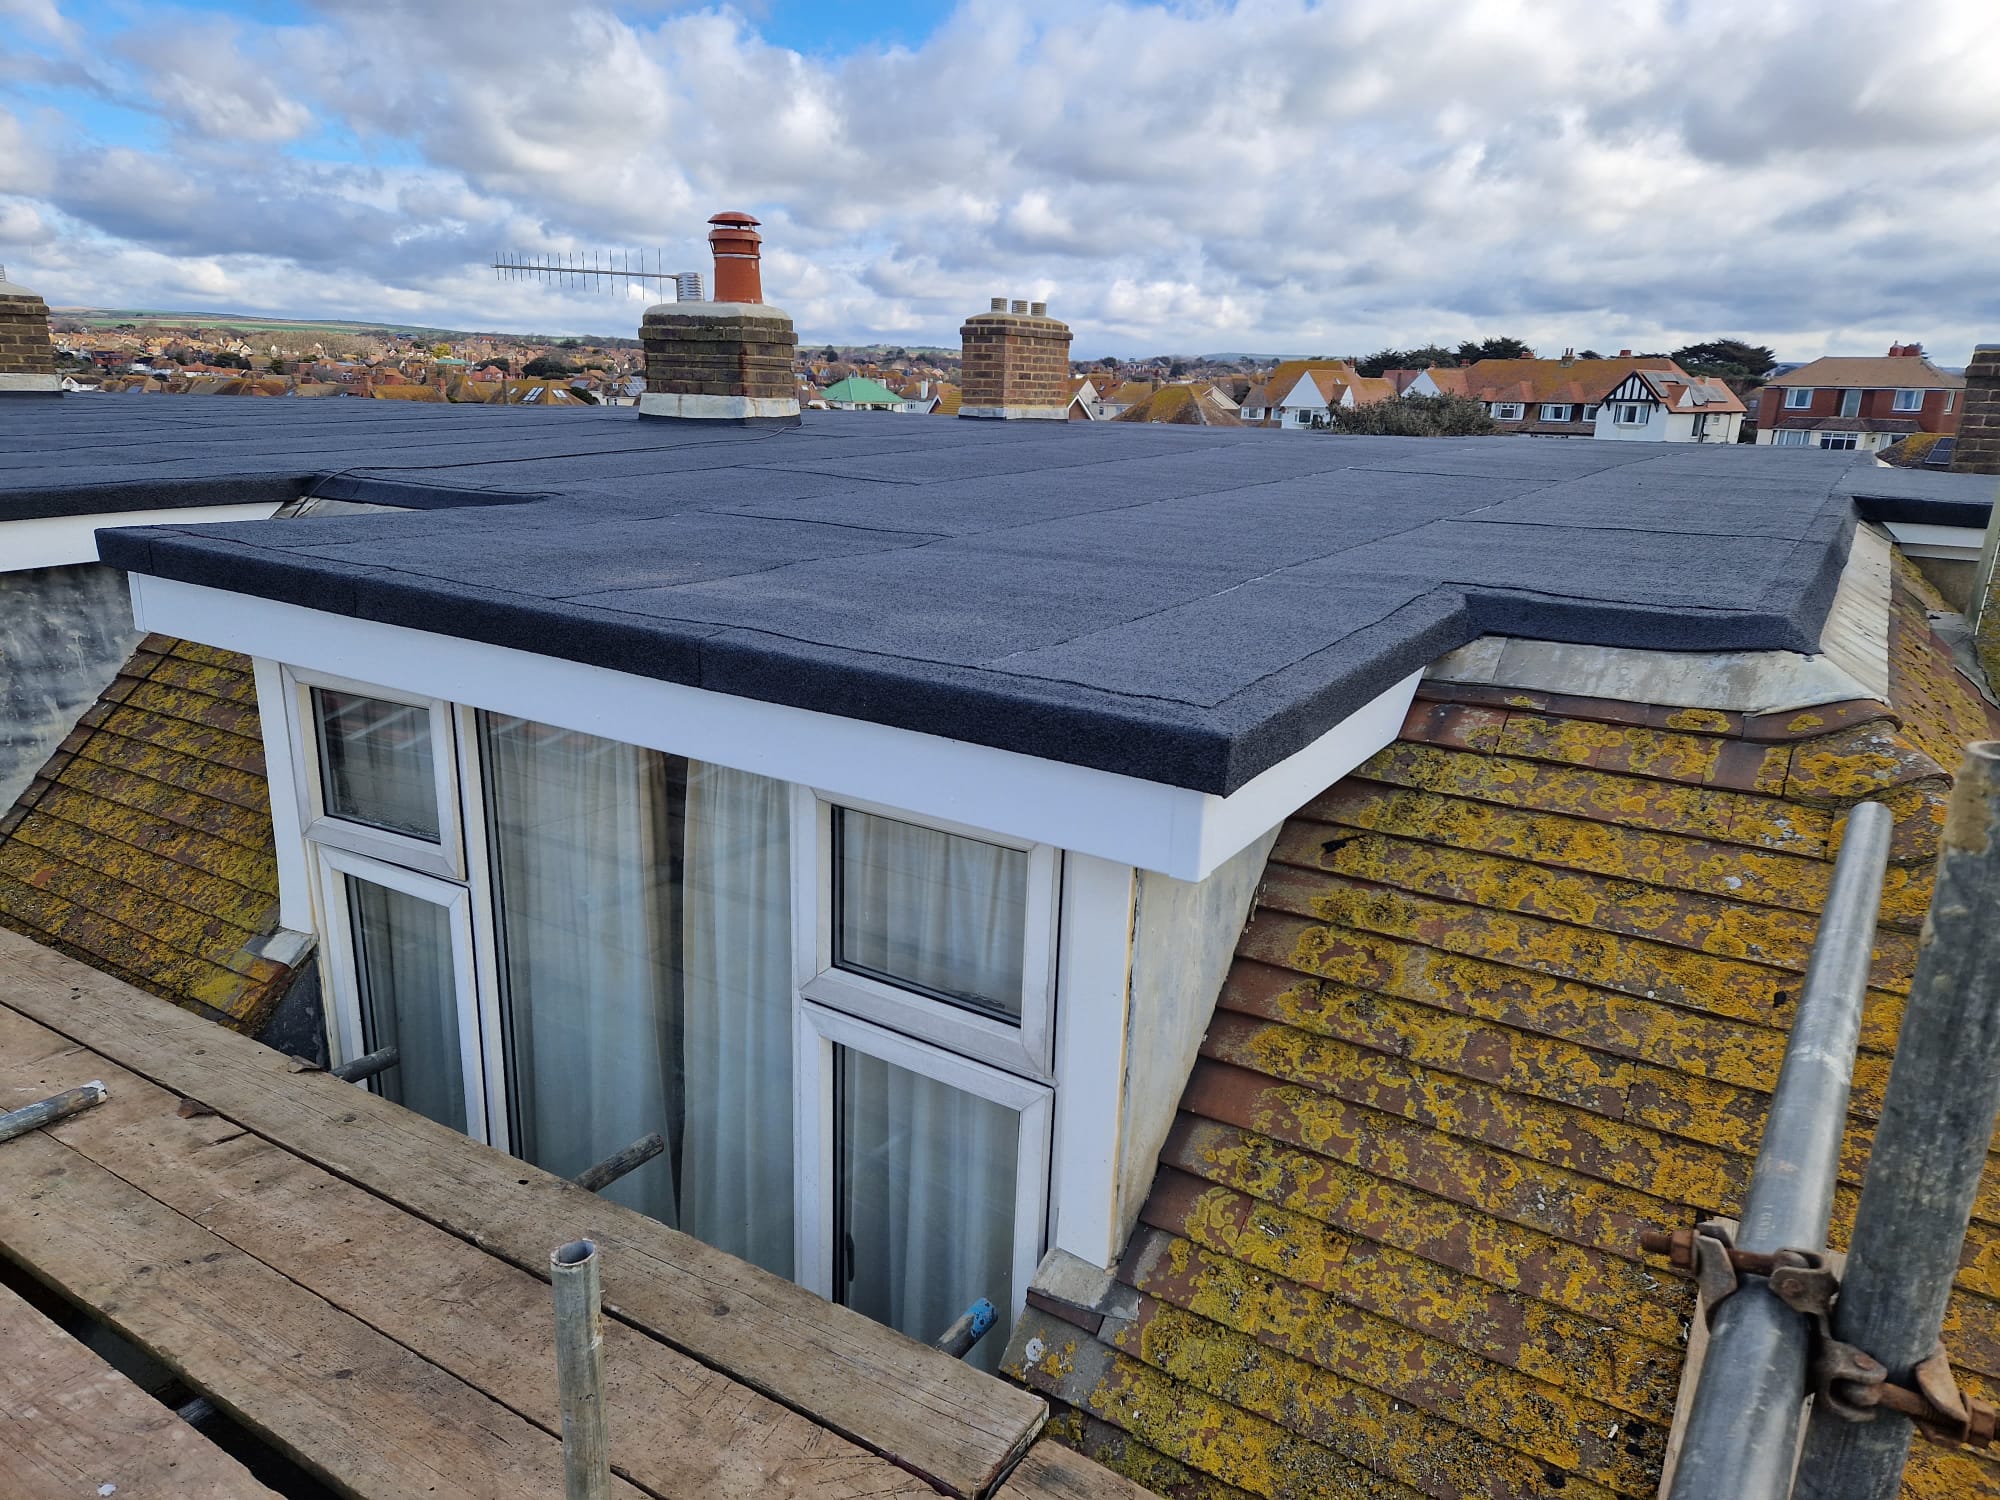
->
[[491, 249, 704, 302]]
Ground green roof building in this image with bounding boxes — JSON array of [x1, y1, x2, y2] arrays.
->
[[821, 376, 899, 409]]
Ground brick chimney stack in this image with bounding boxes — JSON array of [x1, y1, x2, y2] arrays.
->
[[1957, 345, 2000, 690], [959, 296, 1072, 420], [0, 267, 59, 398], [637, 212, 799, 426], [1951, 345, 1999, 476]]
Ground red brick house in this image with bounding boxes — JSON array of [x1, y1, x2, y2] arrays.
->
[[1756, 344, 1964, 453]]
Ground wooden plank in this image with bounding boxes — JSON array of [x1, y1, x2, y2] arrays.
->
[[996, 1442, 1161, 1500], [0, 1280, 280, 1500], [0, 1127, 651, 1500], [0, 1003, 928, 1500], [0, 925, 1046, 1497]]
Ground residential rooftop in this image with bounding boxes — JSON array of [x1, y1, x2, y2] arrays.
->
[[1, 400, 1986, 798]]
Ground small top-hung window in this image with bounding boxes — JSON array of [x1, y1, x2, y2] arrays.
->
[[833, 808, 1029, 1023], [312, 687, 442, 841]]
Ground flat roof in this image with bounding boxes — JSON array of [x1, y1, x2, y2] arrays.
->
[[0, 399, 1901, 795]]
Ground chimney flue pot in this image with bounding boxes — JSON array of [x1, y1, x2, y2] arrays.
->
[[1031, 301, 1047, 317], [1011, 300, 1028, 314], [707, 211, 764, 304], [991, 297, 1007, 311]]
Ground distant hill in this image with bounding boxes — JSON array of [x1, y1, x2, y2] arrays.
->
[[51, 307, 640, 346]]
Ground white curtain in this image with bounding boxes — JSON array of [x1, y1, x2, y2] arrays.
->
[[481, 717, 681, 1223], [679, 763, 796, 1278], [836, 811, 1027, 1019], [839, 1050, 1019, 1374], [352, 879, 465, 1133]]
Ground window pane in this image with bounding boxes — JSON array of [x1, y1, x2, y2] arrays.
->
[[313, 688, 440, 840], [834, 809, 1029, 1022], [350, 878, 465, 1133], [481, 715, 794, 1277], [836, 1046, 1020, 1374]]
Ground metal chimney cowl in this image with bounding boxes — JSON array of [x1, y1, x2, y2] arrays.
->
[[636, 211, 799, 426]]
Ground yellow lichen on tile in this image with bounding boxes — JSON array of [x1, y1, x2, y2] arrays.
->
[[0, 637, 291, 1033], [1027, 667, 2000, 1498]]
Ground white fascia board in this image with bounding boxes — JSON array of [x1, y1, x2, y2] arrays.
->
[[129, 576, 1420, 880], [2, 503, 284, 572]]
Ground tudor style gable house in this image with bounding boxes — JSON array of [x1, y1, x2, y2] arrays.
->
[[1407, 354, 1739, 441], [1756, 345, 1965, 452], [1596, 366, 1746, 443]]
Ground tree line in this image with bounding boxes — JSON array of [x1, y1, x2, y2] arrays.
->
[[1352, 338, 1778, 383]]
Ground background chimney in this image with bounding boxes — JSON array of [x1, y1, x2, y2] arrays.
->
[[636, 212, 798, 425], [0, 267, 59, 398], [1952, 344, 1998, 477], [959, 298, 1072, 420]]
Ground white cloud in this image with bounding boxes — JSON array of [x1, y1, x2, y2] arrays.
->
[[0, 0, 1996, 357]]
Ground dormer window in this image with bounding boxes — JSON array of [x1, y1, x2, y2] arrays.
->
[[1893, 389, 1923, 412], [1491, 403, 1524, 421], [1540, 403, 1571, 422], [1784, 387, 1813, 409]]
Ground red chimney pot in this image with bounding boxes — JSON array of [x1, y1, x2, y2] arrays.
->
[[708, 211, 764, 304]]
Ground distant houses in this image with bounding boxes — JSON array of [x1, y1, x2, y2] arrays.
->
[[1400, 353, 1745, 442], [1754, 345, 1964, 452]]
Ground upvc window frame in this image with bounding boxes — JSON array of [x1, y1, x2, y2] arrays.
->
[[1838, 388, 1863, 418], [1893, 388, 1923, 412], [1819, 431, 1860, 451], [1775, 428, 1811, 447], [792, 787, 1060, 1081], [1784, 386, 1813, 409], [1616, 403, 1647, 425], [314, 842, 497, 1145], [1491, 402, 1524, 421], [1582, 403, 1600, 422], [1540, 403, 1571, 422], [284, 664, 465, 881], [792, 999, 1053, 1330]]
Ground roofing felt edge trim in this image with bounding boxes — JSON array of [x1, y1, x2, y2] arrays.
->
[[95, 509, 1855, 799]]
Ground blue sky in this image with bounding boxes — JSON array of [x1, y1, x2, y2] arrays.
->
[[2, 0, 1997, 357]]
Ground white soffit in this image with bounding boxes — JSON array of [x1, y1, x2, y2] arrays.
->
[[2, 503, 285, 572], [1424, 522, 1895, 715], [128, 574, 1420, 881], [1880, 520, 1985, 561]]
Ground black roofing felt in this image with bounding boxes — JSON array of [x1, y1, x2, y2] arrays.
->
[[1, 399, 1886, 794]]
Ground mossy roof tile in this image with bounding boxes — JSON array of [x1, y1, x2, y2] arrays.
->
[[0, 634, 295, 1032], [1016, 558, 2000, 1497]]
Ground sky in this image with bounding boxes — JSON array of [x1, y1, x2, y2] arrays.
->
[[1, 0, 1997, 360]]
